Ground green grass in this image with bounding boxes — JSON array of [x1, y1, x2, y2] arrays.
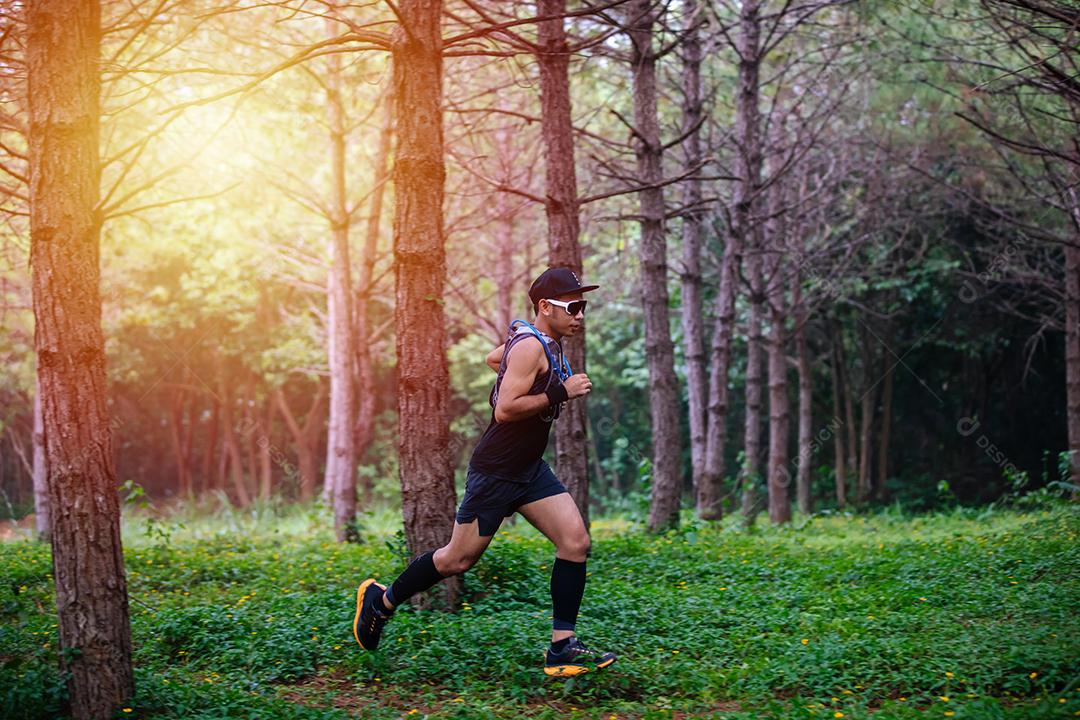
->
[[1, 499, 1079, 719]]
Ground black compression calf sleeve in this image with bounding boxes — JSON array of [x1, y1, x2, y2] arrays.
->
[[550, 557, 587, 631], [385, 550, 448, 608]]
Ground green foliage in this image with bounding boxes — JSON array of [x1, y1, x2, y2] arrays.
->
[[2, 505, 1078, 719]]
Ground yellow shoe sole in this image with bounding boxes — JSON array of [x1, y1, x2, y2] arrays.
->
[[352, 578, 385, 650], [544, 656, 616, 677]]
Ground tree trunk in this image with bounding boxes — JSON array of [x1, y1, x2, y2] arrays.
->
[[169, 390, 193, 498], [829, 325, 846, 508], [354, 92, 392, 508], [217, 411, 229, 493], [275, 383, 325, 500], [216, 358, 250, 506], [857, 324, 876, 504], [1065, 226, 1080, 493], [242, 379, 259, 501], [858, 388, 874, 504], [27, 0, 134, 715], [627, 0, 683, 533], [202, 397, 218, 495], [766, 297, 791, 525], [165, 388, 180, 496], [699, 230, 738, 520], [32, 377, 49, 541], [392, 0, 461, 606], [794, 280, 813, 515], [876, 322, 895, 503], [538, 0, 590, 527], [741, 250, 765, 524], [840, 329, 858, 497], [765, 307, 792, 525], [324, 41, 357, 542], [729, 0, 765, 527], [181, 383, 194, 496], [679, 0, 708, 511], [763, 111, 791, 525], [259, 395, 274, 500]]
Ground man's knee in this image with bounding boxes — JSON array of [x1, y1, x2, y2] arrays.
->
[[444, 552, 481, 576], [435, 546, 483, 576], [559, 531, 591, 560]]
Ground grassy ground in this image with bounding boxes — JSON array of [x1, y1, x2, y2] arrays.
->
[[1, 499, 1078, 719]]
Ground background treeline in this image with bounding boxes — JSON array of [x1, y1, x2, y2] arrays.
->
[[0, 0, 1075, 525]]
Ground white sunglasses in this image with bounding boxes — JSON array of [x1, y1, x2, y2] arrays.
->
[[544, 298, 588, 316]]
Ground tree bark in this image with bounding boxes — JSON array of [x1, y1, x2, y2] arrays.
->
[[182, 383, 194, 496], [626, 0, 684, 532], [699, 230, 738, 520], [1066, 236, 1080, 492], [259, 395, 274, 501], [324, 41, 357, 542], [764, 158, 790, 525], [741, 250, 765, 524], [876, 321, 895, 503], [830, 324, 846, 508], [679, 0, 708, 511], [857, 324, 877, 504], [32, 377, 49, 541], [841, 329, 858, 497], [27, 0, 134, 715], [766, 294, 791, 525], [794, 279, 813, 515], [243, 384, 259, 500], [169, 388, 189, 496], [1064, 193, 1080, 494], [217, 409, 229, 493], [355, 91, 392, 508], [392, 0, 461, 606], [538, 0, 590, 527], [728, 0, 765, 526], [202, 397, 218, 495], [216, 357, 250, 506]]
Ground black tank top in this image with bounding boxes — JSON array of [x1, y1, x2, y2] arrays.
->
[[469, 327, 566, 482]]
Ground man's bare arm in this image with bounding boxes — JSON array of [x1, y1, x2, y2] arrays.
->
[[493, 339, 551, 423], [485, 343, 505, 372]]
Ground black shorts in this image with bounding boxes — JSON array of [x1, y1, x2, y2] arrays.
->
[[456, 460, 567, 537]]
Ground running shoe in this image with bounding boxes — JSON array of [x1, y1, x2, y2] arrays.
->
[[543, 636, 617, 677], [353, 578, 392, 651]]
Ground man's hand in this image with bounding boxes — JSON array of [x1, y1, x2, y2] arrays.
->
[[563, 373, 592, 399]]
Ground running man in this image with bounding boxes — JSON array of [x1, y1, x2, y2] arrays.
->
[[352, 267, 616, 677]]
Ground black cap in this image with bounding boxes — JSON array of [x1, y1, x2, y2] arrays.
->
[[528, 267, 600, 306]]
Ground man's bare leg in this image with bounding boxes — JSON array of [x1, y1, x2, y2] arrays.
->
[[517, 492, 590, 642], [381, 519, 495, 611]]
